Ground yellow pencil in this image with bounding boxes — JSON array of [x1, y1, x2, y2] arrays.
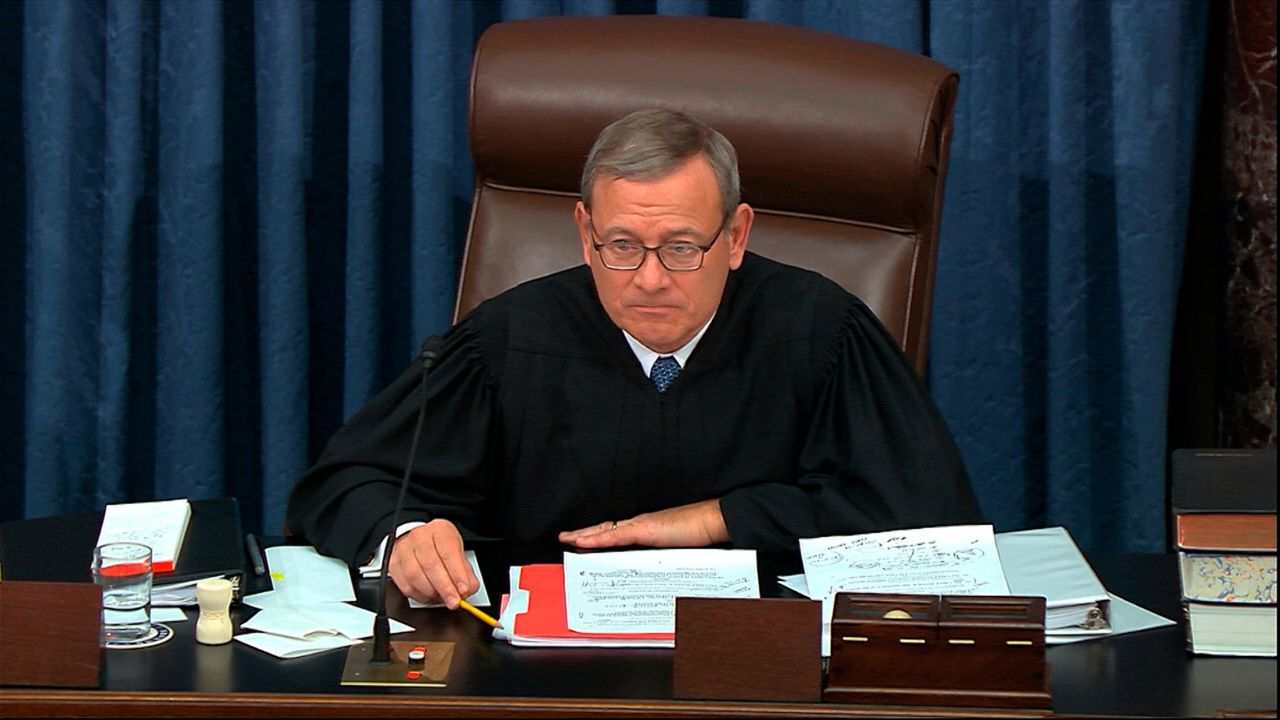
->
[[458, 599, 503, 629]]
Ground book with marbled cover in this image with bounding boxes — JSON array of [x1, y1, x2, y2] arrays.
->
[[1179, 553, 1277, 604]]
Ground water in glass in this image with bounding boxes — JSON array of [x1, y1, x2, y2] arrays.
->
[[93, 542, 153, 642]]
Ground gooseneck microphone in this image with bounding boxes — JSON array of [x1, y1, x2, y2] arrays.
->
[[370, 335, 445, 665]]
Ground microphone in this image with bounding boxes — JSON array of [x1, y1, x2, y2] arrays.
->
[[369, 335, 445, 665]]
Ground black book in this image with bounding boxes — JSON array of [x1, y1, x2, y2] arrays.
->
[[1171, 448, 1277, 515], [0, 497, 246, 602]]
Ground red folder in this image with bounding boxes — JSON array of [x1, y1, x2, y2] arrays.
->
[[511, 564, 673, 642]]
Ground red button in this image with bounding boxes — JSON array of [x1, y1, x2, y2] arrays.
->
[[406, 671, 421, 679]]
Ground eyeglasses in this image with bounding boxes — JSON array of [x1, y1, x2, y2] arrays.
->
[[588, 212, 729, 272]]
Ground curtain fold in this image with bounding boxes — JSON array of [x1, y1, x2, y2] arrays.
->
[[409, 0, 460, 352], [98, 0, 150, 507], [254, 0, 311, 532], [154, 0, 226, 503], [25, 0, 106, 516], [9, 0, 1210, 552], [928, 0, 1208, 552], [344, 0, 385, 418]]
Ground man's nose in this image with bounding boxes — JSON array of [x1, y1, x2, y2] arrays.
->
[[630, 249, 671, 290]]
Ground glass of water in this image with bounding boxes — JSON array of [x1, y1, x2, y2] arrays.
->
[[92, 542, 153, 643]]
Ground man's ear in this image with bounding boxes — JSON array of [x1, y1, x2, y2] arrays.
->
[[575, 202, 594, 267], [726, 203, 754, 271]]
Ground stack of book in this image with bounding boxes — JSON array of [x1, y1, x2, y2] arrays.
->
[[1171, 449, 1277, 657]]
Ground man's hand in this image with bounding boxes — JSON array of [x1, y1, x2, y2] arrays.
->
[[388, 519, 479, 608], [557, 498, 729, 550]]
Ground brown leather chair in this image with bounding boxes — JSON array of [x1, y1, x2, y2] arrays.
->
[[456, 16, 959, 374]]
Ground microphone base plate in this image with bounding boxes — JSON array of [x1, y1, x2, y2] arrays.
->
[[340, 640, 456, 687]]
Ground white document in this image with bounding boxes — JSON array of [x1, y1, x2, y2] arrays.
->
[[236, 545, 415, 659], [152, 575, 240, 607], [263, 545, 356, 603], [563, 549, 759, 634], [778, 572, 809, 596], [799, 525, 1008, 658], [800, 524, 1010, 601], [996, 526, 1111, 634], [493, 566, 678, 647], [95, 498, 192, 571], [242, 590, 288, 609], [241, 601, 413, 640], [150, 607, 188, 623], [235, 631, 360, 659]]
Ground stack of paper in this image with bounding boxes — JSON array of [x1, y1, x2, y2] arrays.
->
[[95, 498, 192, 573], [496, 564, 674, 647], [796, 525, 1009, 656], [494, 549, 760, 647], [234, 546, 414, 658], [782, 524, 1174, 655], [151, 575, 240, 606], [800, 524, 1010, 600]]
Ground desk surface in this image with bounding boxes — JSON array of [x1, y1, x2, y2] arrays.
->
[[1, 526, 1276, 718]]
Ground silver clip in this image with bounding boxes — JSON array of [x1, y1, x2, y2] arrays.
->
[[1082, 606, 1109, 630]]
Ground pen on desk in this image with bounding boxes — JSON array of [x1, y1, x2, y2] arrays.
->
[[458, 599, 503, 629], [244, 532, 266, 577]]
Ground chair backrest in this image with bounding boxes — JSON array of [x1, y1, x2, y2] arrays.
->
[[457, 16, 959, 374]]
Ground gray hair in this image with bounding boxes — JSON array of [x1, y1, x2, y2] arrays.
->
[[580, 108, 740, 217]]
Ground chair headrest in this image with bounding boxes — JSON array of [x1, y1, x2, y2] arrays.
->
[[470, 15, 958, 230]]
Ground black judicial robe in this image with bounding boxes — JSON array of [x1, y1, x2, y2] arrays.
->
[[286, 252, 982, 566]]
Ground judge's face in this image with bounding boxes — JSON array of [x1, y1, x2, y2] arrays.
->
[[575, 156, 752, 354]]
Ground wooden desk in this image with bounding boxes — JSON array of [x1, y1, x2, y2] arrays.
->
[[1, 533, 1275, 718]]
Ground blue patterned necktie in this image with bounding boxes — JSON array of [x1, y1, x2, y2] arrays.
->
[[651, 356, 681, 394]]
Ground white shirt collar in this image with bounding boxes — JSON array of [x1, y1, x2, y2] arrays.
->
[[621, 314, 716, 377]]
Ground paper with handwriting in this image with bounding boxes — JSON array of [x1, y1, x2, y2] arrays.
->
[[563, 549, 759, 634], [95, 498, 192, 571], [800, 524, 1010, 601]]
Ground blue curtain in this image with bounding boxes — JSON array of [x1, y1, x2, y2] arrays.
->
[[5, 0, 1208, 553]]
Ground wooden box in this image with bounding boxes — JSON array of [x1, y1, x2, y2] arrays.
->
[[824, 592, 1051, 709], [673, 597, 822, 702]]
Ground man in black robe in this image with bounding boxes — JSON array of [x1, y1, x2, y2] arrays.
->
[[287, 108, 982, 608]]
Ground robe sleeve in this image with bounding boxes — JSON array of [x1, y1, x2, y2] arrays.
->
[[285, 319, 501, 567], [718, 301, 983, 551]]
